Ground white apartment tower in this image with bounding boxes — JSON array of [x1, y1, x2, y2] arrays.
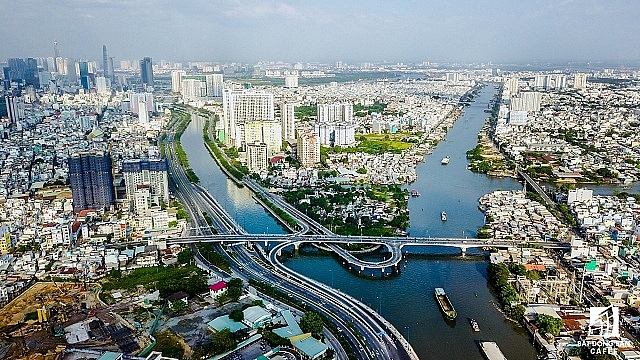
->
[[206, 73, 224, 97], [284, 73, 299, 88], [171, 70, 185, 93], [95, 76, 109, 94], [281, 103, 296, 141], [297, 130, 320, 167], [223, 90, 275, 149], [317, 103, 353, 124], [138, 101, 149, 125], [506, 77, 519, 97], [574, 73, 587, 89]]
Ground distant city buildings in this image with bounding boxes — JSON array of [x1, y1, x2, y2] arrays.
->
[[68, 151, 115, 213]]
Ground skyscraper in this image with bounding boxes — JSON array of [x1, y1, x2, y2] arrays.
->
[[78, 61, 90, 89], [140, 57, 154, 86], [68, 151, 115, 213], [102, 45, 110, 81], [280, 103, 296, 141]]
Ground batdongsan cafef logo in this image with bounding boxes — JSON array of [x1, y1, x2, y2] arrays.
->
[[588, 305, 620, 339]]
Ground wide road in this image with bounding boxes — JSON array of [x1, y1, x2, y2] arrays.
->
[[163, 112, 420, 359]]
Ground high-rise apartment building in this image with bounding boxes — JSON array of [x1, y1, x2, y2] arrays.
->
[[171, 70, 185, 93], [246, 142, 269, 172], [314, 124, 356, 147], [510, 92, 542, 112], [317, 103, 353, 124], [68, 151, 115, 213], [122, 159, 169, 212], [222, 90, 275, 149], [5, 95, 25, 126], [206, 73, 224, 97], [297, 130, 320, 167], [96, 77, 108, 94], [140, 57, 154, 86], [129, 93, 154, 114], [284, 73, 299, 88], [280, 103, 296, 141], [244, 120, 282, 157], [181, 78, 207, 101], [138, 101, 149, 125], [574, 73, 587, 89]]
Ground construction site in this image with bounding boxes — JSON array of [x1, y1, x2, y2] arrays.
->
[[0, 281, 141, 360]]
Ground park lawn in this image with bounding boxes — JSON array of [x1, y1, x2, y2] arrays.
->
[[356, 134, 411, 153]]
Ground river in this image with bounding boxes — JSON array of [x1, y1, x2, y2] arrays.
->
[[180, 86, 538, 359]]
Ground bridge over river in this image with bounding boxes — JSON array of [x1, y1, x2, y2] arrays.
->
[[167, 233, 570, 274]]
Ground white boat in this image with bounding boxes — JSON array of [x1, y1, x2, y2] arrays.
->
[[441, 212, 447, 221], [470, 318, 480, 332], [441, 156, 450, 165]]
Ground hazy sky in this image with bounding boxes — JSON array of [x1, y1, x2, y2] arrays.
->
[[2, 0, 639, 64]]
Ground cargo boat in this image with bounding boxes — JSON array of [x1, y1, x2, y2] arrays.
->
[[477, 341, 508, 360], [434, 287, 457, 320]]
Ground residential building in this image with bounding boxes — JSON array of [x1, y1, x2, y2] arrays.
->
[[284, 73, 299, 88], [297, 130, 320, 167], [68, 151, 115, 213], [171, 70, 185, 93], [281, 103, 296, 141], [222, 90, 275, 149], [246, 141, 268, 172], [317, 103, 353, 124], [574, 73, 587, 89], [122, 159, 169, 211]]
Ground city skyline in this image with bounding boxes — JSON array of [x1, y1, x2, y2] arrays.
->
[[2, 0, 640, 64]]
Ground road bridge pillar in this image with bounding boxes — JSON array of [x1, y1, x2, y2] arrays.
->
[[294, 242, 300, 255], [461, 247, 466, 257]]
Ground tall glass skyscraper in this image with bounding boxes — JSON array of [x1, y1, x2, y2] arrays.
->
[[68, 151, 115, 213], [140, 57, 153, 86]]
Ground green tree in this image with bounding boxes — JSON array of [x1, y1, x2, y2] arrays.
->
[[534, 314, 563, 336], [170, 300, 188, 313], [177, 248, 194, 264], [226, 278, 244, 302], [300, 311, 324, 336], [229, 309, 244, 322], [109, 269, 122, 279]]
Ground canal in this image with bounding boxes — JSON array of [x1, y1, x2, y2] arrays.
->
[[179, 85, 538, 359]]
